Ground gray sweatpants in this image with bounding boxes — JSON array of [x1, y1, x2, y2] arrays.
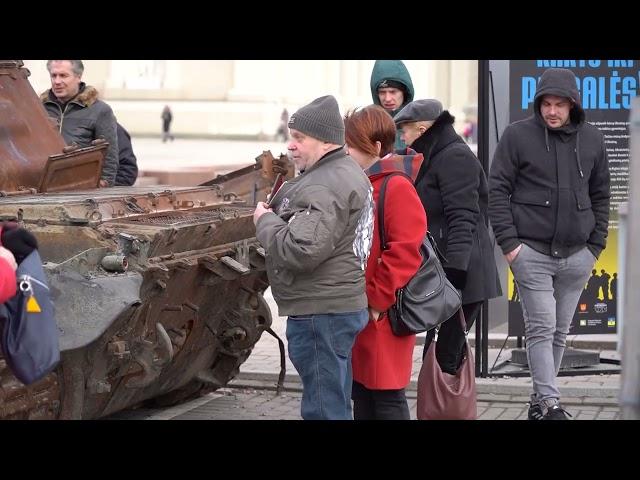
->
[[510, 244, 595, 406]]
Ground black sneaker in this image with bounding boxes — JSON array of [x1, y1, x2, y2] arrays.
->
[[527, 402, 544, 420], [542, 404, 573, 420]]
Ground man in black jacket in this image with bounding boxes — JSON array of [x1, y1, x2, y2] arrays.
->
[[394, 99, 501, 382], [489, 68, 610, 420], [115, 123, 139, 186]]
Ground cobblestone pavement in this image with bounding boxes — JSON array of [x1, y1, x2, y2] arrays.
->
[[107, 289, 622, 421], [107, 387, 620, 420], [238, 289, 621, 399]]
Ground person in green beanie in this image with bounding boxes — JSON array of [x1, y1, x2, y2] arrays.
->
[[370, 60, 415, 150]]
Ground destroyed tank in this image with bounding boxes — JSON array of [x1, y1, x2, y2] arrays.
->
[[0, 60, 293, 419]]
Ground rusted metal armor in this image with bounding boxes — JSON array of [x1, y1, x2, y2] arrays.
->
[[0, 60, 293, 419]]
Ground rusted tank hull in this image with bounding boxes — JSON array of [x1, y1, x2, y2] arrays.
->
[[57, 263, 269, 420], [0, 59, 294, 419], [0, 186, 273, 419], [201, 150, 294, 205]]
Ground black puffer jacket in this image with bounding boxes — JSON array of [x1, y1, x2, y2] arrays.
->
[[408, 111, 501, 304], [41, 83, 118, 186], [488, 68, 610, 259]]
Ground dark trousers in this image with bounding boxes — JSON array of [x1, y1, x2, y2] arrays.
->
[[423, 301, 483, 375], [351, 380, 410, 420]]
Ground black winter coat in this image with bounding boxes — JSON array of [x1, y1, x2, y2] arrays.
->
[[115, 123, 138, 186], [408, 111, 501, 304]]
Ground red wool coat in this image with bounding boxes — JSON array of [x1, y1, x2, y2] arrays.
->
[[0, 226, 17, 303], [352, 171, 427, 390], [0, 258, 16, 303]]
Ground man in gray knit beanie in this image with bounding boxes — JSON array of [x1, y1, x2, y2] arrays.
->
[[287, 95, 345, 146], [253, 94, 373, 420]]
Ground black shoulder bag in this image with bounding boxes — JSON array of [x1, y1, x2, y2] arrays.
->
[[378, 173, 462, 337]]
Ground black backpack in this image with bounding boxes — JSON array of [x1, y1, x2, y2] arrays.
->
[[377, 172, 462, 336]]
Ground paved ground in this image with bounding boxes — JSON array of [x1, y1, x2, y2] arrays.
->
[[107, 289, 622, 420], [107, 387, 620, 420], [237, 289, 621, 394], [132, 137, 288, 173]]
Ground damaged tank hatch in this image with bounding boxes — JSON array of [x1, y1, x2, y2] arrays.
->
[[0, 60, 293, 419]]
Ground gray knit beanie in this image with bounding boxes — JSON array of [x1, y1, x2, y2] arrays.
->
[[288, 95, 345, 145]]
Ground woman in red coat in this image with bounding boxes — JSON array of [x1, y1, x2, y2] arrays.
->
[[344, 105, 427, 420]]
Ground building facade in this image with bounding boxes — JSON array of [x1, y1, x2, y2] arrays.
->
[[25, 60, 477, 139]]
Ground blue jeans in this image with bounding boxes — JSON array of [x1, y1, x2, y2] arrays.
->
[[286, 310, 368, 420]]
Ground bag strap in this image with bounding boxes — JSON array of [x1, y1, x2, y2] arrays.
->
[[377, 172, 412, 251], [458, 308, 468, 335], [378, 174, 449, 266], [425, 231, 448, 264], [433, 308, 468, 338], [264, 327, 286, 395]]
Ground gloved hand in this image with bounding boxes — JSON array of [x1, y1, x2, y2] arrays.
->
[[0, 222, 39, 264]]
